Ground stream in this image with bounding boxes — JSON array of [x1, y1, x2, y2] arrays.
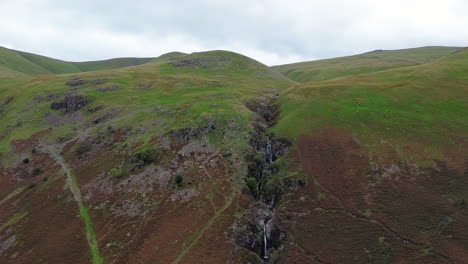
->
[[233, 96, 291, 263], [262, 136, 273, 262]]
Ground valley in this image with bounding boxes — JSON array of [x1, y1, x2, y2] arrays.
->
[[0, 46, 467, 263]]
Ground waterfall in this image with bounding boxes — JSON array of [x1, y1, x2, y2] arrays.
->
[[263, 223, 268, 260], [266, 136, 273, 163], [262, 137, 272, 262], [238, 97, 289, 263]]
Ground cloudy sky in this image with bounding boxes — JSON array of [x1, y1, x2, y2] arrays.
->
[[1, 0, 467, 65]]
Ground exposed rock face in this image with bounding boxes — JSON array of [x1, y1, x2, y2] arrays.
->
[[65, 78, 88, 87], [91, 79, 108, 86], [233, 202, 286, 259], [50, 95, 88, 114], [244, 96, 280, 128], [169, 57, 230, 68], [87, 105, 104, 113], [271, 138, 291, 161], [232, 97, 292, 262], [169, 122, 216, 142]]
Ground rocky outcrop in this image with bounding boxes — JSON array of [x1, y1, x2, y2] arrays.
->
[[87, 105, 104, 113], [50, 95, 88, 114], [169, 57, 230, 68], [244, 96, 280, 128], [232, 97, 292, 262], [65, 78, 88, 87], [168, 122, 216, 142]]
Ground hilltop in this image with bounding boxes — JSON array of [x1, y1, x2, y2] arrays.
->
[[0, 47, 189, 77], [272, 46, 463, 83]]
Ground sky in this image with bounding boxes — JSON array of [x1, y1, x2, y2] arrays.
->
[[1, 0, 467, 66]]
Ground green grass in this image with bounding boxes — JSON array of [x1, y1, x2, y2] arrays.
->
[[0, 46, 155, 77], [0, 186, 27, 206], [18, 50, 83, 74], [275, 48, 468, 161], [0, 45, 467, 263], [273, 46, 463, 83], [0, 50, 293, 161], [0, 212, 28, 232], [69, 172, 104, 264], [77, 195, 104, 264], [72, 57, 154, 72], [51, 147, 104, 264]]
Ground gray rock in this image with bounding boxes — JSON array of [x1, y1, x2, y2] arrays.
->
[[50, 95, 88, 114]]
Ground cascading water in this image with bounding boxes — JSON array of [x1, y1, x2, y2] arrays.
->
[[234, 97, 290, 262], [262, 136, 273, 262], [263, 223, 269, 261], [266, 136, 273, 163]]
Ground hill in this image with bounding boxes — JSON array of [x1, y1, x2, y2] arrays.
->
[[273, 47, 468, 263], [0, 47, 156, 77], [272, 46, 463, 83], [0, 50, 294, 263], [0, 47, 467, 264]]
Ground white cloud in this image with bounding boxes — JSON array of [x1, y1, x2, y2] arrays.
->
[[0, 0, 466, 65]]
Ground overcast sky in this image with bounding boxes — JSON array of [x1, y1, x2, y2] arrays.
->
[[1, 0, 467, 65]]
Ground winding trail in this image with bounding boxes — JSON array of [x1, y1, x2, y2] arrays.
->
[[42, 108, 153, 263], [295, 147, 454, 264], [172, 192, 236, 264], [47, 146, 104, 264]]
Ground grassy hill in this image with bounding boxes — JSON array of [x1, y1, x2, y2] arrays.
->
[[273, 47, 468, 263], [277, 47, 468, 157], [0, 49, 292, 155], [0, 46, 157, 77], [0, 49, 294, 263], [273, 46, 463, 83], [0, 46, 467, 264]]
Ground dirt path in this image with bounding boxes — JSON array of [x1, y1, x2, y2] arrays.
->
[[295, 146, 454, 264], [47, 146, 104, 264], [171, 192, 236, 264], [37, 107, 154, 264]]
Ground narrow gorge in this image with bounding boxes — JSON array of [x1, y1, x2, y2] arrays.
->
[[233, 96, 292, 263]]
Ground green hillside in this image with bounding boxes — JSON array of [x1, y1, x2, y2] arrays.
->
[[153, 51, 188, 61], [272, 47, 468, 264], [17, 50, 83, 74], [0, 50, 292, 155], [71, 57, 155, 72], [0, 47, 56, 76], [0, 47, 156, 77], [0, 46, 467, 264], [276, 47, 468, 159], [273, 46, 463, 83]]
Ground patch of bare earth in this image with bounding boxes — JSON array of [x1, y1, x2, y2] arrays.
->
[[1, 131, 90, 263], [63, 134, 243, 263], [279, 128, 467, 263]]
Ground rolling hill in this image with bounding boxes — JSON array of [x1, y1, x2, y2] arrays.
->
[[274, 47, 468, 263], [0, 49, 294, 263], [0, 46, 160, 77], [0, 46, 467, 264], [272, 46, 463, 83]]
